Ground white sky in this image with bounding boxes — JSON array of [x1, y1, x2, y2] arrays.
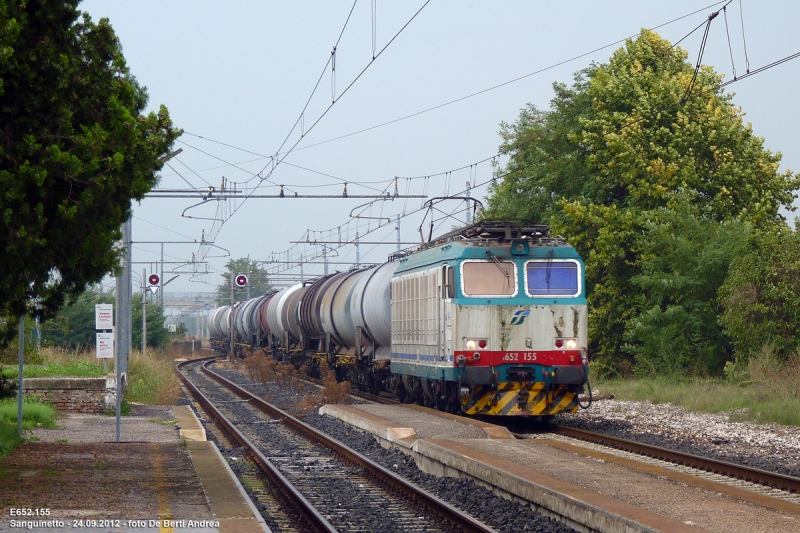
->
[[79, 1, 800, 296]]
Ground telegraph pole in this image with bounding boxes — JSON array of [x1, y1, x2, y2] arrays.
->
[[229, 272, 234, 360], [142, 268, 147, 357], [116, 219, 132, 375], [159, 243, 164, 306]]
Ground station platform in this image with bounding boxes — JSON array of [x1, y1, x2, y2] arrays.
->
[[319, 403, 800, 533], [0, 405, 268, 533]]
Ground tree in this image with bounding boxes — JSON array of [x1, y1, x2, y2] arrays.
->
[[215, 257, 272, 305], [719, 227, 800, 362], [0, 1, 180, 343], [39, 285, 114, 348], [485, 29, 797, 369], [39, 284, 169, 349], [624, 199, 749, 375], [132, 292, 169, 349]]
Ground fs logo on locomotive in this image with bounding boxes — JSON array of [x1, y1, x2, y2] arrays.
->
[[509, 310, 531, 325]]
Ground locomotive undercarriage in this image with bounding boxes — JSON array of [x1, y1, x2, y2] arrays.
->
[[215, 333, 582, 416]]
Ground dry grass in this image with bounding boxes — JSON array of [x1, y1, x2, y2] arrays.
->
[[126, 349, 182, 405], [238, 355, 353, 418], [596, 347, 800, 426], [319, 361, 351, 405], [295, 361, 351, 417], [243, 350, 277, 385]]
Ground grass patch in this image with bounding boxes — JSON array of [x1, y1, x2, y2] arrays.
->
[[101, 399, 132, 416], [1, 361, 106, 379], [0, 398, 57, 430], [2, 346, 107, 379], [595, 376, 800, 427], [126, 350, 182, 405], [594, 346, 800, 427], [149, 418, 179, 425], [0, 420, 23, 457], [0, 398, 57, 457]]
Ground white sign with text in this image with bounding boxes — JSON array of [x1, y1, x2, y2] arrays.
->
[[96, 332, 114, 359], [95, 303, 113, 330]]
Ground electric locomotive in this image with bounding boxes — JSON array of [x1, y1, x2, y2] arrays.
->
[[207, 219, 590, 417], [389, 219, 588, 415]]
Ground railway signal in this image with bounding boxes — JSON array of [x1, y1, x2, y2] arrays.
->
[[148, 273, 160, 294], [235, 274, 248, 287]]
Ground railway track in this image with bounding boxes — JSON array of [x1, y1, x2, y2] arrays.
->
[[548, 425, 800, 500], [307, 370, 800, 500], [177, 357, 498, 533]]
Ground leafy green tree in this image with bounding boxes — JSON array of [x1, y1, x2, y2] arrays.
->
[[719, 227, 800, 362], [132, 292, 169, 349], [38, 285, 168, 349], [39, 285, 114, 348], [215, 257, 272, 305], [485, 30, 797, 370], [0, 1, 180, 343], [624, 199, 749, 375]]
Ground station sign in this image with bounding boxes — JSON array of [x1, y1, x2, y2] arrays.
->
[[96, 332, 114, 359], [95, 303, 113, 330]]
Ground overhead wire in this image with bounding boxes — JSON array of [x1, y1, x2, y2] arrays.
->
[[263, 9, 723, 274], [185, 2, 794, 283], [265, 43, 800, 277], [185, 1, 431, 271], [275, 0, 730, 155], [738, 0, 750, 73]]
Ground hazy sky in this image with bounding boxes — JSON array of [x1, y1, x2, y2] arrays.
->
[[79, 1, 800, 298]]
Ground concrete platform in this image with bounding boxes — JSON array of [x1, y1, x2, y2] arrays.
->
[[319, 403, 800, 533], [0, 405, 268, 533]]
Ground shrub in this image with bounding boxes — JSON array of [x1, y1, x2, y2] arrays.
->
[[0, 369, 16, 400], [719, 228, 800, 362], [748, 346, 800, 399]]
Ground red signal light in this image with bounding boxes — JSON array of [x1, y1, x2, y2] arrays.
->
[[235, 274, 248, 287], [148, 274, 160, 286]]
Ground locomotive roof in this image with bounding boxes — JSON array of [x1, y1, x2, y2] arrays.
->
[[392, 219, 579, 274]]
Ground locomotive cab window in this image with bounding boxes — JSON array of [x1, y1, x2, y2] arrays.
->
[[461, 260, 517, 298], [442, 264, 455, 299], [525, 260, 581, 297]]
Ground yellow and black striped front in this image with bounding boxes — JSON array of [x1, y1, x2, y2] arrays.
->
[[461, 382, 579, 416]]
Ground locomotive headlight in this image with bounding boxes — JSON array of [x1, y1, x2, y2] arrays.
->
[[466, 339, 477, 350], [565, 339, 578, 349]]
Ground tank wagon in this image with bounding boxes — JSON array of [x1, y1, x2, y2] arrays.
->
[[209, 220, 590, 417]]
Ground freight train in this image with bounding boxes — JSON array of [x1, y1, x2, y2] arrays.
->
[[207, 219, 591, 417]]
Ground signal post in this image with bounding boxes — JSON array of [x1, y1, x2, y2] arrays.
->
[[230, 273, 248, 359]]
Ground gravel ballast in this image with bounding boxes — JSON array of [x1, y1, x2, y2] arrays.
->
[[197, 366, 578, 533], [554, 398, 800, 477]]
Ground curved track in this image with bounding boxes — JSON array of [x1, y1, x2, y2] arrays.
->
[[177, 357, 498, 533]]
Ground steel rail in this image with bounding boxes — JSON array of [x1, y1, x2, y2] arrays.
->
[[175, 358, 338, 533], [553, 425, 800, 493], [200, 360, 498, 533], [316, 375, 800, 495]]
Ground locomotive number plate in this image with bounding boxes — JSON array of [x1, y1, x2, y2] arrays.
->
[[502, 352, 538, 362]]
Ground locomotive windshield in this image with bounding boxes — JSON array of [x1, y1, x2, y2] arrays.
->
[[525, 260, 581, 297], [461, 260, 517, 297]]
